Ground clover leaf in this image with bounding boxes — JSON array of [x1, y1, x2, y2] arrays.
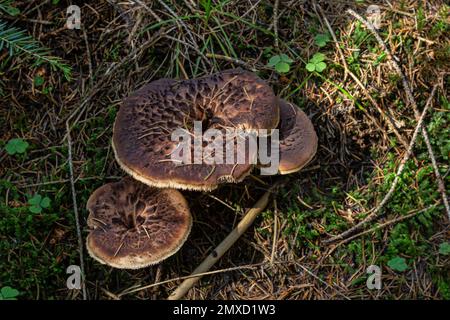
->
[[306, 53, 327, 73], [387, 256, 409, 272], [314, 33, 330, 47], [0, 286, 19, 300], [5, 138, 29, 155], [268, 54, 294, 74], [439, 242, 450, 255], [28, 194, 51, 213]]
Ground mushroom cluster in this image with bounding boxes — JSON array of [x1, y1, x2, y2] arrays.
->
[[86, 68, 318, 269]]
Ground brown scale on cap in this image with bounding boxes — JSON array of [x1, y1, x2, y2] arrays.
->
[[112, 68, 279, 191], [276, 99, 318, 174], [86, 177, 192, 269]]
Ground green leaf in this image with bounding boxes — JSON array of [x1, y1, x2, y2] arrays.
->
[[268, 55, 281, 67], [0, 286, 19, 300], [388, 256, 408, 272], [439, 242, 450, 255], [29, 205, 42, 214], [6, 7, 20, 16], [28, 194, 42, 206], [40, 197, 51, 208], [306, 63, 316, 72], [279, 54, 293, 63], [5, 138, 29, 155], [34, 75, 45, 86], [311, 53, 325, 63], [314, 34, 330, 47], [275, 61, 290, 73], [315, 61, 327, 72]]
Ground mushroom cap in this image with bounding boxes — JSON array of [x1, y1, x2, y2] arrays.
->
[[86, 177, 192, 269], [277, 99, 318, 174], [112, 68, 279, 191]]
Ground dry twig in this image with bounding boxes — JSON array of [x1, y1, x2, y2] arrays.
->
[[333, 204, 437, 246], [65, 122, 87, 300], [273, 0, 279, 48], [325, 84, 438, 244], [346, 8, 450, 220]]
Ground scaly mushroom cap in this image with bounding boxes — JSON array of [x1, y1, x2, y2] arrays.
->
[[277, 99, 318, 174], [86, 177, 192, 269], [112, 68, 279, 191]]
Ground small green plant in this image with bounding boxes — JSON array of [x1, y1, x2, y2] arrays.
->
[[5, 138, 29, 155], [0, 0, 19, 16], [314, 33, 330, 47], [0, 22, 71, 79], [42, 86, 53, 95], [306, 53, 327, 73], [268, 54, 293, 73], [200, 0, 213, 22], [28, 194, 51, 213], [387, 256, 409, 272], [439, 242, 450, 255], [0, 286, 19, 300], [34, 75, 45, 87]]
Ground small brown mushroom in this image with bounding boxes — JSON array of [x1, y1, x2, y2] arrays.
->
[[276, 99, 318, 174], [112, 68, 279, 191], [86, 177, 192, 269]]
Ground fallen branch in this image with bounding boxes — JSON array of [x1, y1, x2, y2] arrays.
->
[[324, 84, 438, 244], [273, 0, 279, 48], [167, 186, 276, 300], [66, 122, 87, 300], [346, 8, 450, 220], [333, 204, 437, 247]]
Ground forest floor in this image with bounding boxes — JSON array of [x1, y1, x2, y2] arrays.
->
[[0, 0, 449, 299]]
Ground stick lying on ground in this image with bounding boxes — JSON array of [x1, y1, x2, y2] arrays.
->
[[324, 9, 449, 244], [346, 9, 450, 221], [324, 84, 438, 244], [167, 186, 277, 300]]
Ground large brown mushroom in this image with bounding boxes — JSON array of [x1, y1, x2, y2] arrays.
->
[[86, 177, 192, 269], [112, 68, 279, 191]]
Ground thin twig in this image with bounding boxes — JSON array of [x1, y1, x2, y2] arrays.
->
[[347, 8, 450, 220], [132, 0, 162, 22], [314, 3, 348, 80], [205, 53, 257, 72], [334, 204, 437, 246], [273, 0, 279, 48], [324, 84, 438, 244], [295, 263, 350, 300], [270, 199, 278, 264], [82, 28, 93, 88], [118, 262, 268, 297], [65, 123, 87, 300], [156, 0, 211, 68]]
